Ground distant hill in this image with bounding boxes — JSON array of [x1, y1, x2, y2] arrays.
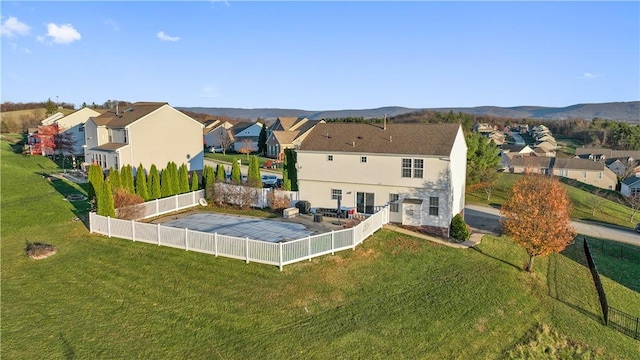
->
[[179, 101, 639, 123]]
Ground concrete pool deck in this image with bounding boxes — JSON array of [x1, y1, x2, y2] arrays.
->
[[161, 213, 319, 243]]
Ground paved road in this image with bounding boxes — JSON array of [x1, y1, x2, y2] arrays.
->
[[464, 204, 640, 247]]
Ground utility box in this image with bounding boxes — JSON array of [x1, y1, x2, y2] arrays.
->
[[296, 200, 311, 214]]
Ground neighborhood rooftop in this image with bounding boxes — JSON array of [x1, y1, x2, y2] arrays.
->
[[91, 102, 168, 127], [300, 123, 460, 156]]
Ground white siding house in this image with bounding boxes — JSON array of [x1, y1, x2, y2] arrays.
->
[[84, 102, 204, 172], [297, 123, 467, 237]]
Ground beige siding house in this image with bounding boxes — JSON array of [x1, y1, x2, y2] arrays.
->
[[84, 102, 204, 171], [297, 123, 467, 237], [265, 117, 324, 159], [509, 157, 617, 190]]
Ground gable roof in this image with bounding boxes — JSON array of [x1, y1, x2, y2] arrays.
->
[[91, 102, 168, 128], [509, 157, 553, 168], [621, 176, 640, 187], [299, 123, 461, 156], [500, 144, 531, 153], [554, 158, 606, 171], [270, 130, 300, 146], [270, 117, 302, 131], [574, 148, 640, 159]]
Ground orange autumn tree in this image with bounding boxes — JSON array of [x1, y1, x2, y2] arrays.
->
[[500, 173, 576, 272]]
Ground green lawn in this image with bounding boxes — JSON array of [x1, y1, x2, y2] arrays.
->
[[204, 152, 276, 168], [467, 172, 637, 229], [2, 141, 639, 358]]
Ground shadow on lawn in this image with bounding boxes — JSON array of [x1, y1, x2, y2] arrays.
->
[[44, 174, 92, 230], [547, 252, 602, 324], [470, 246, 522, 271]]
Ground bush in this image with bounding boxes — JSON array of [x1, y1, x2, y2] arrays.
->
[[113, 189, 145, 220], [450, 214, 470, 241]]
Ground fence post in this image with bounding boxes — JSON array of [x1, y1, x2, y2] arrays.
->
[[331, 230, 335, 255], [157, 223, 161, 246], [308, 235, 312, 261], [175, 194, 179, 210], [155, 198, 159, 216], [279, 242, 283, 272], [107, 216, 111, 238], [185, 228, 189, 251], [192, 190, 196, 206], [214, 233, 218, 256], [89, 212, 94, 233], [131, 220, 135, 242], [245, 237, 250, 264]]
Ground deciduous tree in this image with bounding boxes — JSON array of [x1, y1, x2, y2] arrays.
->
[[500, 174, 576, 272], [625, 193, 640, 222], [238, 139, 254, 160]]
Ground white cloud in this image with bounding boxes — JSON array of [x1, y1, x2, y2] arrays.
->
[[43, 23, 81, 44], [1, 17, 31, 37], [157, 31, 180, 42], [578, 72, 602, 80]]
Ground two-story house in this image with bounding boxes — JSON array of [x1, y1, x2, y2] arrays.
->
[[83, 102, 204, 172], [509, 157, 617, 190], [297, 122, 467, 237], [27, 108, 103, 156], [265, 117, 324, 160], [230, 122, 263, 153]]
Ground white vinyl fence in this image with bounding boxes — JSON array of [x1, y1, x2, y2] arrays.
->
[[89, 206, 389, 271]]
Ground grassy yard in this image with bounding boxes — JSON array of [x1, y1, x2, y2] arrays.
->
[[2, 141, 639, 358], [466, 172, 637, 229], [204, 152, 276, 168]]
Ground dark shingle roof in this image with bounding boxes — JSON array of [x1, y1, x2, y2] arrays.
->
[[621, 176, 640, 186], [510, 157, 553, 168], [554, 158, 606, 171], [574, 148, 640, 159], [299, 123, 461, 156]]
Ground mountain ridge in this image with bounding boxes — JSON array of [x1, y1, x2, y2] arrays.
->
[[179, 101, 639, 123]]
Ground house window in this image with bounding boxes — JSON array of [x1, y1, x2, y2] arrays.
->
[[361, 156, 367, 163], [327, 155, 333, 162], [79, 124, 84, 132], [331, 189, 342, 200], [413, 159, 424, 178], [428, 197, 439, 216], [631, 188, 640, 197], [402, 158, 412, 178], [560, 169, 568, 177], [402, 158, 424, 178], [389, 194, 399, 212]]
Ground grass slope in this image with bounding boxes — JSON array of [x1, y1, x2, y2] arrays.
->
[[467, 172, 636, 229], [2, 142, 639, 358]]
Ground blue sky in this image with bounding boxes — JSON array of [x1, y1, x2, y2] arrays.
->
[[1, 1, 639, 110]]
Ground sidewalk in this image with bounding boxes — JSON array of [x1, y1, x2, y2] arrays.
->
[[382, 224, 484, 249]]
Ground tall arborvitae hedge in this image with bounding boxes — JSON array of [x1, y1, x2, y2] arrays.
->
[[247, 155, 261, 187], [190, 171, 199, 192], [215, 164, 226, 182], [160, 167, 172, 198], [230, 158, 242, 184], [121, 164, 135, 194], [178, 164, 190, 194], [135, 163, 149, 201], [98, 179, 116, 217], [88, 164, 104, 204], [282, 155, 291, 191], [167, 162, 179, 196], [109, 167, 122, 193], [284, 149, 298, 191], [147, 164, 161, 200], [203, 165, 215, 201]]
